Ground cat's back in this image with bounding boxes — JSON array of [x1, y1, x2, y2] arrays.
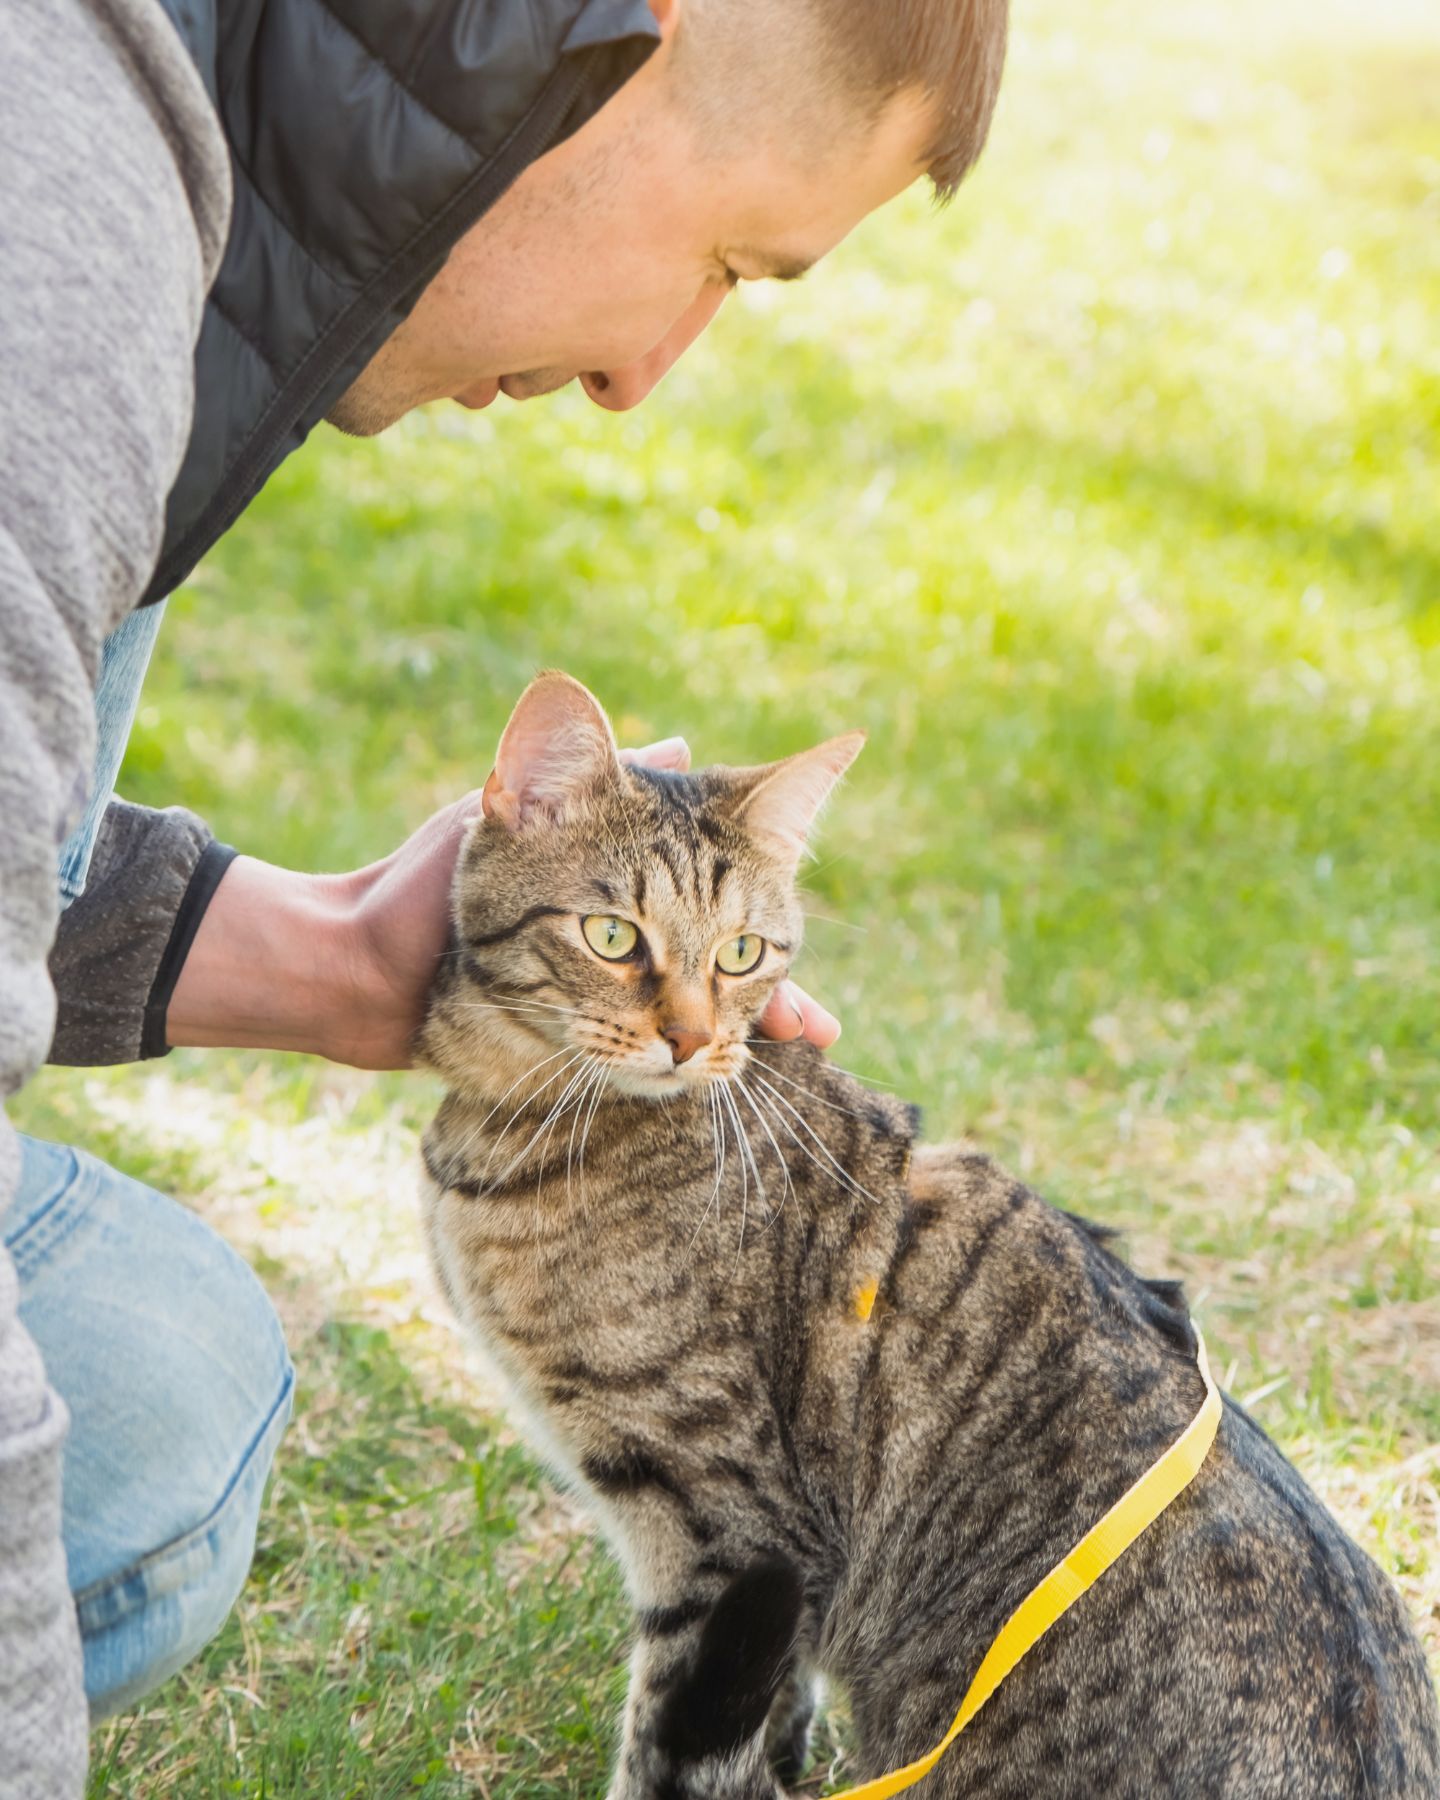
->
[[836, 1142, 1440, 1798]]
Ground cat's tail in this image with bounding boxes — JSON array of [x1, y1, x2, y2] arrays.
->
[[652, 1554, 804, 1799]]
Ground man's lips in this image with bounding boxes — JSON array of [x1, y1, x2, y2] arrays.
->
[[454, 372, 588, 407], [454, 378, 500, 409]]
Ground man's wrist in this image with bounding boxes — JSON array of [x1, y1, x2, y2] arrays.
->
[[165, 855, 381, 1063]]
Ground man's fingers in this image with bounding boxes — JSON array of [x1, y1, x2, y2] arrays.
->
[[620, 737, 691, 772], [758, 981, 841, 1049]]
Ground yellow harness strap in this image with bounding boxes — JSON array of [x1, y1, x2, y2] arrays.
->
[[828, 1332, 1222, 1799]]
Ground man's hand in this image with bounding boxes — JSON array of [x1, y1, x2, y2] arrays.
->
[[167, 738, 841, 1070]]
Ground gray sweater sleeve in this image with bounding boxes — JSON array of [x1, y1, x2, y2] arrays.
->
[[0, 0, 229, 1789], [48, 802, 238, 1066]]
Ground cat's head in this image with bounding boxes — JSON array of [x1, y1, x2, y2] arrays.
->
[[424, 672, 862, 1101]]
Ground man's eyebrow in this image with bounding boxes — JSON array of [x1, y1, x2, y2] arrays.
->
[[730, 246, 816, 283]]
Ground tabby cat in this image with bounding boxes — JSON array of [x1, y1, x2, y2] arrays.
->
[[418, 672, 1439, 1800]]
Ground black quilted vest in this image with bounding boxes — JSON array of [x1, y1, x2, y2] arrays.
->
[[142, 0, 658, 604]]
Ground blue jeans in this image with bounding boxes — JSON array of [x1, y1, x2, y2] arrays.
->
[[3, 1136, 293, 1718], [57, 601, 167, 906]]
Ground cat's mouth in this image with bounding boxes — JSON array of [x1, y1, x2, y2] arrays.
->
[[590, 1043, 748, 1101], [605, 1066, 695, 1099]]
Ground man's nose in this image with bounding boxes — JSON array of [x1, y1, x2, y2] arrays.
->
[[580, 281, 729, 413], [662, 1023, 714, 1066]]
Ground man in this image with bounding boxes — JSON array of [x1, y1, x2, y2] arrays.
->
[[0, 0, 1007, 1788]]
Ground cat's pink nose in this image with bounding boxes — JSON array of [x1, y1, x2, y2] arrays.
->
[[663, 1025, 713, 1066]]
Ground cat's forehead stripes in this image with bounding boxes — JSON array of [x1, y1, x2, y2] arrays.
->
[[618, 767, 748, 918]]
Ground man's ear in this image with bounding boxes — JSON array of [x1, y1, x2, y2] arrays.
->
[[481, 672, 622, 829], [725, 732, 865, 865]]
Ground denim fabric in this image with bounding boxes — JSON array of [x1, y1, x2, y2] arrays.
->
[[2, 1135, 293, 1718], [57, 601, 167, 908]]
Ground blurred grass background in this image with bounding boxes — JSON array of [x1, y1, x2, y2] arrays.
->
[[13, 0, 1439, 1790]]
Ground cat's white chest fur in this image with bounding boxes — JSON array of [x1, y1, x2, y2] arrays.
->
[[420, 1174, 643, 1593]]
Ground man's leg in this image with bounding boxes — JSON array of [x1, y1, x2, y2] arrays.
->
[[3, 1135, 293, 1718]]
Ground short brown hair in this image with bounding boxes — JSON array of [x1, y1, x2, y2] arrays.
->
[[822, 0, 1009, 198], [673, 0, 1009, 201]]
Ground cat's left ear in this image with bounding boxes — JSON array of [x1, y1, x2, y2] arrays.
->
[[482, 671, 622, 829], [729, 732, 865, 864]]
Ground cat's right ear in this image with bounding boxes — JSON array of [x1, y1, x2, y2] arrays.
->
[[482, 672, 622, 829]]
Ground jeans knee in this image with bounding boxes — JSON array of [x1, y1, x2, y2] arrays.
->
[[80, 1361, 293, 1720], [5, 1135, 297, 1717]]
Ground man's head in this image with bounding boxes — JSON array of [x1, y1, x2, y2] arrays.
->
[[328, 0, 1007, 436]]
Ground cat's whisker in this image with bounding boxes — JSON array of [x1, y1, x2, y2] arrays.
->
[[564, 1063, 593, 1208], [802, 910, 870, 934], [741, 1057, 871, 1120], [566, 1059, 608, 1212], [498, 993, 589, 1016], [717, 1081, 763, 1270], [687, 1085, 727, 1258], [572, 1072, 597, 1216], [453, 1000, 563, 1017], [479, 1051, 591, 1187], [746, 1072, 878, 1205], [739, 1086, 843, 1212], [746, 1072, 885, 1210], [576, 1060, 610, 1213], [523, 1055, 602, 1203], [466, 1044, 582, 1148], [797, 851, 846, 884], [524, 1055, 601, 1235], [456, 996, 588, 1019], [440, 1044, 583, 1171], [493, 1067, 595, 1228], [711, 1082, 733, 1251], [712, 1086, 728, 1232], [734, 1078, 795, 1232], [823, 1059, 898, 1090], [449, 1002, 561, 1043], [750, 1042, 898, 1091], [529, 1058, 597, 1245]]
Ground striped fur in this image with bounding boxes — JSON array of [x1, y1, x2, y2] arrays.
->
[[417, 678, 1439, 1799]]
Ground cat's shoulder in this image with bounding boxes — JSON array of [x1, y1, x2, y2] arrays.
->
[[748, 1039, 921, 1154]]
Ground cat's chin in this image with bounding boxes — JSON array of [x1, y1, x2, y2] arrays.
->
[[602, 1065, 721, 1102]]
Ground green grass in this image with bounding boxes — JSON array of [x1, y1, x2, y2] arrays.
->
[[11, 0, 1439, 1789]]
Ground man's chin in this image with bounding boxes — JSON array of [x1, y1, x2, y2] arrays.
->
[[498, 369, 576, 401], [324, 366, 577, 436], [324, 382, 410, 438]]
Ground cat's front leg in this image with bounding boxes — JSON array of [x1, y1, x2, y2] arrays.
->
[[606, 1650, 786, 1800], [606, 1558, 802, 1800]]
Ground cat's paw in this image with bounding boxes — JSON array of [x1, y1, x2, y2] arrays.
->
[[765, 1667, 817, 1785], [769, 1721, 811, 1786]]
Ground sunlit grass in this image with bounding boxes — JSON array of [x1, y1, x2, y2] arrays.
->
[[12, 0, 1437, 1789]]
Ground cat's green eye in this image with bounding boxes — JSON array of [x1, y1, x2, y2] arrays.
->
[[716, 933, 765, 976], [582, 915, 639, 961]]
